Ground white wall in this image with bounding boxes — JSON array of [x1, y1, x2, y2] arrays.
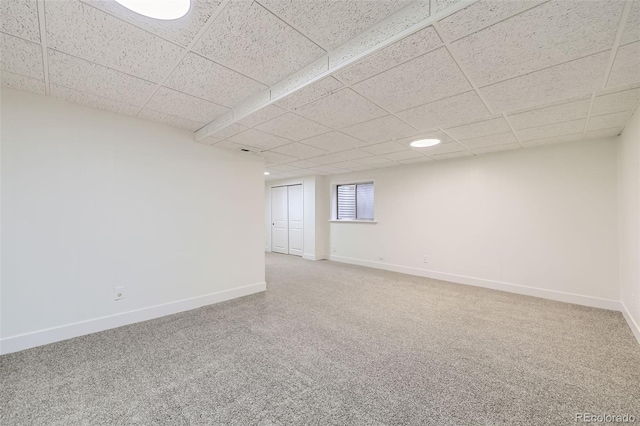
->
[[0, 89, 265, 354], [328, 138, 620, 309], [618, 108, 640, 342]]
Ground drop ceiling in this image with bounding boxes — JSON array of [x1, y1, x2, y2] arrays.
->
[[1, 0, 639, 181]]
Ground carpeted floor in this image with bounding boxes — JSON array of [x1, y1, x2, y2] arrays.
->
[[1, 253, 639, 425]]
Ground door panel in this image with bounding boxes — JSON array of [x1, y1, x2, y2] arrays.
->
[[287, 184, 303, 257], [271, 186, 288, 254]]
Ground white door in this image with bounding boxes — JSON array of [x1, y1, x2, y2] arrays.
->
[[271, 186, 288, 254], [287, 184, 303, 257]]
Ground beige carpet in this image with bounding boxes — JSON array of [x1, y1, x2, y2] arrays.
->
[[1, 253, 639, 425]]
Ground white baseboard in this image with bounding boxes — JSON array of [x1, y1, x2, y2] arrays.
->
[[621, 303, 640, 344], [329, 255, 622, 311], [0, 281, 266, 355], [302, 253, 328, 261]]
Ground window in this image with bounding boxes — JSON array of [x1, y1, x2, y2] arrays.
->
[[337, 182, 374, 220]]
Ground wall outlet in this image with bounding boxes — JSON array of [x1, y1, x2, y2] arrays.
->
[[114, 286, 125, 301], [423, 256, 428, 263], [379, 256, 384, 261]]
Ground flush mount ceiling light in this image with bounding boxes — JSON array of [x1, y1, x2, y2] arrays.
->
[[264, 172, 270, 176], [114, 0, 191, 20], [410, 139, 441, 148]]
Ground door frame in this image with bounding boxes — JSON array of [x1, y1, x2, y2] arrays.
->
[[269, 182, 304, 255]]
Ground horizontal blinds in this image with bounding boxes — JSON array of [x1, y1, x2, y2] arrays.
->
[[337, 184, 356, 219], [356, 183, 374, 220]]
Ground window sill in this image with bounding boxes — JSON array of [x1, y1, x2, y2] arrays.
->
[[329, 220, 378, 224]]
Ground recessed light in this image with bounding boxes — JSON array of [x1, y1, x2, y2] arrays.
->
[[264, 172, 270, 176], [114, 0, 191, 20], [410, 139, 441, 148]]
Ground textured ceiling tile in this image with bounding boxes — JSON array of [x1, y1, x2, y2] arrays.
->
[[237, 104, 287, 128], [138, 108, 205, 131], [471, 143, 521, 155], [300, 131, 366, 152], [352, 47, 471, 112], [431, 151, 473, 160], [587, 111, 632, 131], [165, 53, 267, 107], [331, 149, 374, 161], [384, 149, 424, 161], [414, 142, 466, 156], [361, 141, 408, 155], [621, 0, 640, 45], [256, 150, 298, 164], [229, 129, 292, 151], [459, 131, 518, 149], [198, 136, 221, 146], [51, 84, 139, 116], [209, 123, 248, 140], [398, 156, 433, 164], [213, 140, 254, 151], [332, 26, 442, 86], [396, 91, 492, 130], [146, 87, 229, 123], [451, 1, 623, 87], [341, 115, 418, 144], [520, 133, 583, 147], [256, 113, 331, 141], [355, 156, 395, 165], [1, 0, 40, 42], [1, 70, 45, 95], [48, 50, 155, 105], [517, 119, 586, 142], [287, 159, 321, 168], [438, 1, 545, 42], [0, 33, 43, 80], [194, 1, 325, 85], [269, 164, 301, 172], [307, 154, 344, 165], [259, 0, 410, 50], [46, 1, 185, 83], [331, 160, 370, 171], [481, 51, 610, 112], [271, 142, 328, 159], [585, 127, 623, 139], [82, 0, 221, 47], [444, 116, 510, 140], [436, 0, 464, 13], [592, 87, 640, 116], [607, 41, 640, 89], [295, 88, 387, 128], [506, 98, 591, 130], [394, 129, 456, 147], [309, 164, 349, 174], [274, 77, 344, 111]]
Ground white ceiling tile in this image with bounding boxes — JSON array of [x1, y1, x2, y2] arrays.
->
[[517, 119, 586, 142], [309, 164, 349, 174], [585, 127, 623, 139], [384, 149, 424, 161], [300, 131, 366, 152], [352, 47, 471, 112], [1, 70, 45, 95], [260, 0, 410, 50], [592, 87, 640, 116], [274, 77, 344, 111], [146, 87, 229, 123], [374, 161, 401, 169], [209, 123, 247, 140], [450, 1, 623, 87], [507, 98, 591, 130], [396, 91, 492, 130], [295, 88, 387, 128], [46, 1, 185, 83], [193, 1, 325, 85], [198, 136, 222, 146], [444, 116, 510, 140], [394, 129, 456, 147], [341, 115, 418, 144], [520, 133, 583, 148], [431, 151, 473, 160], [269, 164, 301, 172], [256, 113, 331, 141], [331, 160, 369, 171], [621, 0, 640, 45], [438, 1, 545, 42], [436, 0, 464, 13], [332, 26, 442, 85], [361, 141, 408, 155], [1, 33, 43, 80], [47, 49, 155, 105], [355, 156, 395, 165], [308, 154, 344, 165], [138, 108, 205, 131], [1, 0, 40, 42], [460, 131, 518, 149], [237, 104, 287, 128], [287, 160, 321, 168], [82, 0, 221, 47], [331, 149, 374, 161], [229, 129, 292, 151], [165, 52, 268, 108], [471, 143, 521, 155], [587, 111, 632, 132], [607, 41, 640, 89], [481, 51, 610, 112], [271, 142, 328, 159], [398, 156, 433, 164], [256, 150, 298, 164], [416, 142, 466, 156], [51, 84, 139, 116], [213, 140, 254, 152]]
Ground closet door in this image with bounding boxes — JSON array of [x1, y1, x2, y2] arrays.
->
[[271, 186, 288, 254], [287, 184, 303, 257]]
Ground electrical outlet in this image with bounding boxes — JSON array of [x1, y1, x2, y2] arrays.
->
[[114, 286, 125, 301], [379, 256, 384, 261], [423, 256, 428, 263]]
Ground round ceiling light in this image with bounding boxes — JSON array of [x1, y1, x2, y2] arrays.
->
[[410, 138, 441, 148], [114, 0, 191, 20]]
